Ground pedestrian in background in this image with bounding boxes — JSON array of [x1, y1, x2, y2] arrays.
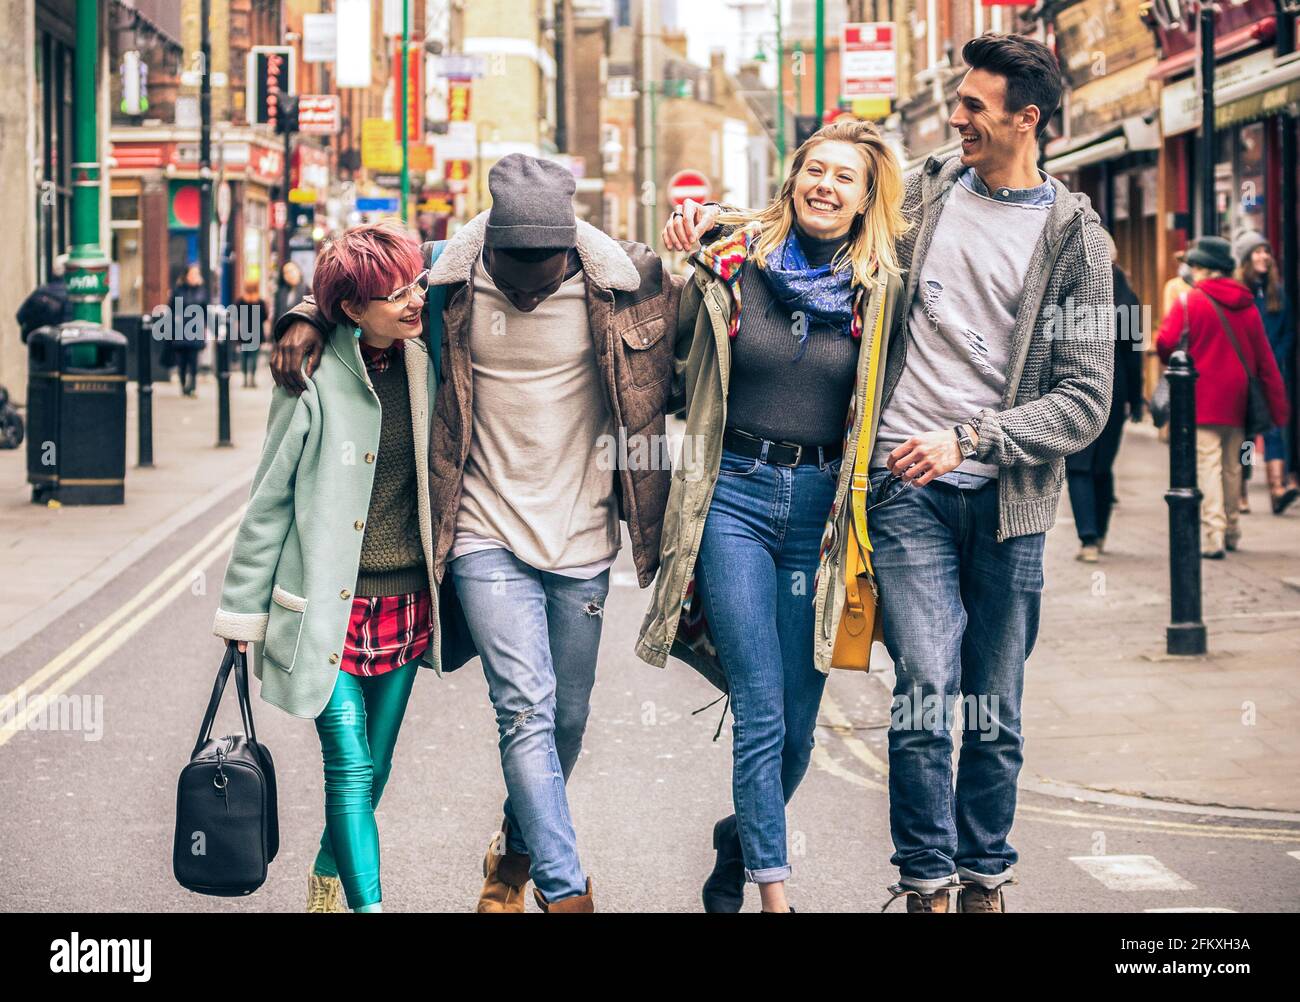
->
[[1234, 229, 1298, 515], [1067, 231, 1144, 562], [232, 275, 268, 389], [274, 260, 307, 326], [212, 222, 441, 914], [16, 252, 72, 342], [1157, 235, 1290, 558], [168, 263, 209, 397], [648, 118, 909, 914]]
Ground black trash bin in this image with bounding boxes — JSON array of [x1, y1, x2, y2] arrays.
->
[[26, 321, 128, 505]]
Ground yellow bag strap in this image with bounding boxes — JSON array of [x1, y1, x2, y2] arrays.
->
[[848, 283, 888, 579]]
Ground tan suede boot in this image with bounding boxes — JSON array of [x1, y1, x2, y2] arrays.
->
[[957, 881, 1008, 912], [307, 868, 346, 913], [534, 878, 594, 913], [881, 883, 951, 913], [476, 827, 531, 913]]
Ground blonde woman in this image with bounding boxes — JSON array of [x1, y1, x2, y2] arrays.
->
[[637, 120, 908, 912]]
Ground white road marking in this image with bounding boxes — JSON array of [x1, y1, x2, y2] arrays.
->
[[1068, 854, 1196, 891]]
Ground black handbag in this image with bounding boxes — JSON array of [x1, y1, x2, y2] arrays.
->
[[1201, 293, 1275, 438], [173, 643, 279, 896]]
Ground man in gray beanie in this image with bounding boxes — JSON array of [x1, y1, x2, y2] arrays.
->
[[269, 153, 683, 913]]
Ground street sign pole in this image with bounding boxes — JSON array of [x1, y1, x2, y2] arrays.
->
[[1198, 3, 1218, 238], [401, 0, 410, 225]]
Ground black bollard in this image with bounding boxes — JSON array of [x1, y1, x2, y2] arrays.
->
[[215, 308, 232, 448], [137, 312, 154, 468], [1164, 346, 1207, 655]]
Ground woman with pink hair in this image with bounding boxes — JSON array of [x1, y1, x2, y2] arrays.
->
[[212, 221, 443, 912]]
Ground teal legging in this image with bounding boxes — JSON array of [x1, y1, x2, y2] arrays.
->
[[312, 661, 418, 909]]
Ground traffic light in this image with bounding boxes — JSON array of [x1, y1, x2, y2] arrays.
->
[[275, 95, 299, 135], [794, 114, 820, 148]]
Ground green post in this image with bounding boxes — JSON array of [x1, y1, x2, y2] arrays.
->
[[814, 0, 825, 120], [68, 0, 109, 323], [401, 0, 410, 225], [775, 1, 785, 176]]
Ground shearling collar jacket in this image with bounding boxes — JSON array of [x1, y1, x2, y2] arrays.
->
[[273, 212, 683, 597]]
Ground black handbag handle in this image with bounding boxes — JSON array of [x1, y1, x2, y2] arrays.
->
[[230, 645, 260, 747], [191, 642, 259, 758]]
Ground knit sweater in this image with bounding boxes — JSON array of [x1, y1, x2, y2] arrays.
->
[[888, 153, 1116, 541], [355, 347, 427, 596], [725, 228, 859, 446]]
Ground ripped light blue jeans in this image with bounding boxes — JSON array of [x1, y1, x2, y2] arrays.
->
[[449, 546, 610, 903]]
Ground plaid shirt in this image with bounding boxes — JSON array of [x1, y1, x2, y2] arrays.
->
[[341, 590, 432, 676], [341, 338, 427, 678]]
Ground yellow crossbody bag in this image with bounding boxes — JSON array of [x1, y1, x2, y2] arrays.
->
[[830, 285, 888, 672]]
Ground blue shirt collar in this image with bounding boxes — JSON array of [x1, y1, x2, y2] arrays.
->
[[959, 166, 1055, 207]]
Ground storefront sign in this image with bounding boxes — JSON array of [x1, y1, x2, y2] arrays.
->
[[1161, 48, 1277, 135], [448, 80, 472, 123], [841, 22, 896, 99], [246, 46, 296, 127], [392, 42, 424, 143], [1065, 58, 1160, 138], [298, 95, 341, 135], [362, 118, 403, 173], [302, 13, 336, 63]]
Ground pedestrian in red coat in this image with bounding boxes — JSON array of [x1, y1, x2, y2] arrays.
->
[[1156, 235, 1290, 558]]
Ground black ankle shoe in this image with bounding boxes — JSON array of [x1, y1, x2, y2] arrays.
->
[[701, 815, 745, 913]]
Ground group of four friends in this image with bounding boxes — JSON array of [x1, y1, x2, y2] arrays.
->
[[211, 33, 1118, 913]]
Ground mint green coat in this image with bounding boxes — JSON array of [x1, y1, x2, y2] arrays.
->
[[211, 323, 441, 719]]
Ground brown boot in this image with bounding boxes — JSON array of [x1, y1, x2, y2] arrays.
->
[[534, 878, 594, 913], [881, 883, 951, 913], [476, 826, 531, 914], [957, 881, 1008, 913]]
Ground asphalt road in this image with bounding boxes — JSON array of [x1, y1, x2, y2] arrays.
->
[[2, 493, 1298, 913]]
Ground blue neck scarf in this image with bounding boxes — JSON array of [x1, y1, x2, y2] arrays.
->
[[757, 231, 856, 348]]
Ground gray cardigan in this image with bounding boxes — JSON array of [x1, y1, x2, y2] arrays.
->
[[890, 153, 1115, 540]]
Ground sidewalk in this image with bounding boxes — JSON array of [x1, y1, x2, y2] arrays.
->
[[1023, 421, 1300, 812], [0, 372, 272, 659]]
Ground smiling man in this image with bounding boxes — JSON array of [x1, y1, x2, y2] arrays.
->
[[868, 33, 1114, 914], [270, 154, 682, 913]]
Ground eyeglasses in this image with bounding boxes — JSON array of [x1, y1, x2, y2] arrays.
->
[[371, 269, 430, 307]]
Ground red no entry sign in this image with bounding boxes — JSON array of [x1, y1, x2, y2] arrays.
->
[[668, 169, 711, 207]]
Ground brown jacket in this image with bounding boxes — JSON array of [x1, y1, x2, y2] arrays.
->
[[273, 212, 682, 594]]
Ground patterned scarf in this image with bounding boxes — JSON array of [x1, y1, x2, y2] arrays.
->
[[759, 230, 857, 341], [696, 222, 865, 346]]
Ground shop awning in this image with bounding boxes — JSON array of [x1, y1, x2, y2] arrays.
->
[[1043, 117, 1160, 177], [1213, 53, 1300, 130]]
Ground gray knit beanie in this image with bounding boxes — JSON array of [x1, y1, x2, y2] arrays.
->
[[1232, 229, 1269, 266], [484, 154, 577, 249]]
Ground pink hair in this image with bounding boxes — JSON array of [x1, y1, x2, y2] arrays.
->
[[313, 221, 424, 327]]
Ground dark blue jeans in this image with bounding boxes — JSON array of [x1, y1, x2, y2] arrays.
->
[[694, 444, 840, 882], [867, 470, 1044, 892]]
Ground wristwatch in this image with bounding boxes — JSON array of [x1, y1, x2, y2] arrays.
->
[[953, 424, 977, 460]]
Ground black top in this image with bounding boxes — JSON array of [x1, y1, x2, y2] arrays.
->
[[724, 224, 859, 447]]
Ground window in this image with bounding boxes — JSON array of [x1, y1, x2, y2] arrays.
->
[[34, 27, 74, 284]]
